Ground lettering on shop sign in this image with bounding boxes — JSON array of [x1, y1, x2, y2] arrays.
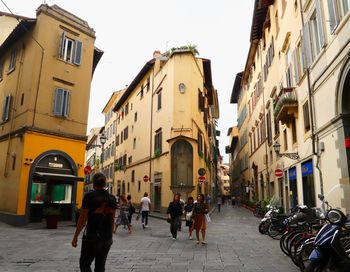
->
[[49, 162, 64, 168]]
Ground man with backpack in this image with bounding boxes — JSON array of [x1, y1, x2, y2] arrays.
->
[[72, 173, 117, 272]]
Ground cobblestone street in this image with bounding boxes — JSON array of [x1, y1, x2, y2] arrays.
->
[[0, 205, 299, 272]]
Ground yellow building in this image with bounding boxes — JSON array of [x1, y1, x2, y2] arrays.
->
[[112, 49, 220, 212], [231, 0, 350, 212], [0, 5, 102, 225]]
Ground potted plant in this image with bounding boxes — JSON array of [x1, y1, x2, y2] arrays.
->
[[154, 148, 161, 158], [43, 207, 61, 229]]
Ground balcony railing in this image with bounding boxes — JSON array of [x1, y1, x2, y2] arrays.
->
[[273, 87, 298, 125]]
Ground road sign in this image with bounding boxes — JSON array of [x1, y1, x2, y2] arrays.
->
[[84, 166, 92, 175], [198, 176, 206, 183], [275, 168, 283, 178], [198, 168, 206, 177], [143, 175, 149, 182]]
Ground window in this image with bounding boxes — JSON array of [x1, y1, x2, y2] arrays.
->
[[328, 0, 350, 32], [266, 111, 272, 145], [138, 180, 141, 192], [140, 84, 144, 99], [198, 90, 204, 111], [291, 120, 297, 144], [116, 134, 120, 146], [283, 129, 288, 151], [154, 128, 162, 154], [133, 138, 136, 149], [53, 88, 70, 117], [260, 117, 266, 142], [303, 101, 311, 132], [125, 103, 129, 116], [59, 32, 82, 65], [274, 116, 280, 136], [124, 127, 129, 140], [123, 154, 127, 167], [127, 182, 130, 193], [131, 170, 135, 182], [128, 156, 132, 165], [8, 49, 17, 72], [275, 11, 280, 37], [147, 77, 150, 91], [157, 90, 162, 110], [20, 93, 24, 106], [0, 61, 3, 80], [134, 112, 137, 122], [2, 95, 12, 122], [310, 11, 321, 58], [121, 131, 124, 143], [198, 132, 203, 154]]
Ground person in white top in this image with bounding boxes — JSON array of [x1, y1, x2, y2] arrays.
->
[[140, 192, 151, 229]]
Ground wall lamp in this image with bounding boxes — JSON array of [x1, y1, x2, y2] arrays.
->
[[273, 142, 299, 160]]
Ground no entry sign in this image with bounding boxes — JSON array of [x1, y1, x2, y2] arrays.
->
[[275, 168, 283, 178], [84, 166, 92, 175], [143, 175, 149, 182]]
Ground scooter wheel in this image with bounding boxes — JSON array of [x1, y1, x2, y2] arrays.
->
[[258, 221, 270, 234]]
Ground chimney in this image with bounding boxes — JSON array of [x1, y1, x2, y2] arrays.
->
[[153, 50, 162, 59]]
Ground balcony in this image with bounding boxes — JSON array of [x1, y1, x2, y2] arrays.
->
[[273, 87, 298, 125]]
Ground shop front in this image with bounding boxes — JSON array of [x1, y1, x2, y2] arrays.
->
[[302, 160, 315, 208], [288, 167, 298, 208], [28, 151, 84, 222]]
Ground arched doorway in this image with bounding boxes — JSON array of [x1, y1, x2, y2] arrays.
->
[[28, 151, 81, 222], [337, 59, 350, 179], [171, 140, 194, 193]]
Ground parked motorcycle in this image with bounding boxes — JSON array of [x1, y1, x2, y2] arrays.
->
[[305, 192, 350, 272]]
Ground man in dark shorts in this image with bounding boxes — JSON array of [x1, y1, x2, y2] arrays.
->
[[72, 173, 116, 272]]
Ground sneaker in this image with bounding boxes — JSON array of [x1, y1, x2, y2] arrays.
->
[[189, 236, 193, 240], [201, 241, 207, 245], [196, 240, 200, 244], [142, 223, 145, 229], [172, 237, 177, 241]]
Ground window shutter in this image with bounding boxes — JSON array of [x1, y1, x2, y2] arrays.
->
[[63, 90, 70, 117], [316, 0, 326, 47], [159, 131, 162, 153], [293, 50, 299, 84], [73, 40, 83, 65], [303, 23, 313, 68], [58, 32, 66, 59], [2, 95, 11, 122], [54, 88, 64, 116], [327, 0, 338, 32]]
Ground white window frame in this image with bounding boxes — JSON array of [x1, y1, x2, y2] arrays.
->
[[59, 32, 83, 65]]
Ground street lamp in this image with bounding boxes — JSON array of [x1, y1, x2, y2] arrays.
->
[[273, 142, 299, 160], [99, 133, 106, 170], [86, 133, 107, 150]]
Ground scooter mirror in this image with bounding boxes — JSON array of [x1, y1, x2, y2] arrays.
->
[[318, 194, 324, 201]]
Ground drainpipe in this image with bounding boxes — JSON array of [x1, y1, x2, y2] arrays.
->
[[259, 41, 271, 199], [299, 0, 324, 204]]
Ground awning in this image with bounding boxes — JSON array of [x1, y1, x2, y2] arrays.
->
[[33, 172, 84, 182]]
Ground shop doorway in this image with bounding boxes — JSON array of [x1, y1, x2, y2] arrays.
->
[[289, 167, 298, 208], [29, 151, 82, 222], [302, 160, 316, 208]]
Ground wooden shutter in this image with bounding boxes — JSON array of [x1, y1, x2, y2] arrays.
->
[[316, 0, 326, 48], [73, 40, 83, 65], [293, 50, 299, 84], [157, 91, 162, 110], [303, 23, 313, 68], [58, 32, 66, 59], [327, 0, 338, 32], [2, 95, 11, 122], [54, 88, 64, 116], [63, 90, 70, 117]]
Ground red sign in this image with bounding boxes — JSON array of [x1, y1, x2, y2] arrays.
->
[[345, 138, 350, 149], [84, 166, 92, 175], [275, 168, 283, 178], [143, 175, 149, 182], [198, 176, 206, 183]]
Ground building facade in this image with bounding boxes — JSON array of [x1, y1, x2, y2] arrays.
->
[[230, 0, 350, 212], [111, 49, 220, 212], [0, 5, 102, 225]]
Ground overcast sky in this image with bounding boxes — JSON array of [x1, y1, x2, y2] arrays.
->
[[1, 0, 254, 163]]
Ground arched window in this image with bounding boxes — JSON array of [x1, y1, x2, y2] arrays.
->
[[171, 140, 193, 188]]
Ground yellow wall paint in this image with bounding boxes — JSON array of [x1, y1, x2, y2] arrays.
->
[[16, 131, 85, 215]]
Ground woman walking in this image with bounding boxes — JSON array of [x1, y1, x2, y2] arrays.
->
[[192, 193, 209, 244], [167, 193, 183, 240], [114, 195, 132, 234], [185, 196, 194, 240], [127, 195, 135, 225]]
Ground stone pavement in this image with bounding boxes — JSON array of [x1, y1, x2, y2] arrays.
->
[[0, 205, 299, 272]]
